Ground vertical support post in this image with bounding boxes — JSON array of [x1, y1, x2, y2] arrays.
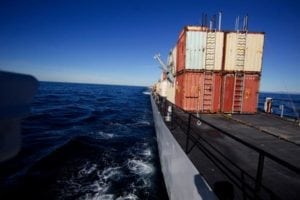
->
[[171, 104, 174, 128], [185, 113, 192, 153], [255, 153, 265, 196], [209, 20, 213, 30], [218, 12, 222, 31], [160, 96, 163, 113], [164, 98, 167, 117], [241, 172, 246, 200], [280, 105, 284, 118]]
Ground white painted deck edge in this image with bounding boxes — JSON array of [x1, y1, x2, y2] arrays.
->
[[150, 96, 217, 200]]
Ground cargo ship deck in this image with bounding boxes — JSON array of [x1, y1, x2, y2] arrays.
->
[[155, 97, 300, 200]]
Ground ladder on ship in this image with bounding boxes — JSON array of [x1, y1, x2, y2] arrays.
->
[[202, 31, 217, 112], [232, 32, 247, 112]]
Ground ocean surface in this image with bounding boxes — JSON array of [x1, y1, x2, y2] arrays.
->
[[258, 92, 300, 119], [0, 82, 168, 200]]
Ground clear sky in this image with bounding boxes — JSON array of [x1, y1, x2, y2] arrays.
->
[[0, 0, 299, 92]]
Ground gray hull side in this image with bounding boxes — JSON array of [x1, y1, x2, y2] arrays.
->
[[150, 96, 217, 200]]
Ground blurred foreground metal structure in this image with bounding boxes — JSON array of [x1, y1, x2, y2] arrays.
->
[[0, 71, 38, 162]]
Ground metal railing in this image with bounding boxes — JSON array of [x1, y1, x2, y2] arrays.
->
[[154, 94, 300, 200]]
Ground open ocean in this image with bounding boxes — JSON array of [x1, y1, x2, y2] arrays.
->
[[0, 82, 168, 200], [258, 92, 300, 119]]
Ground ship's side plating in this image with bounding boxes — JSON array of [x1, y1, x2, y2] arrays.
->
[[150, 96, 217, 200]]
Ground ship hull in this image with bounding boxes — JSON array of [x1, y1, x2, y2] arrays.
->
[[150, 95, 216, 200]]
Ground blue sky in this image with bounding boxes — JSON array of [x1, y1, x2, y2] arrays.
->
[[0, 0, 299, 92]]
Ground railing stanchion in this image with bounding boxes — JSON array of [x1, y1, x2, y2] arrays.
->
[[185, 113, 192, 153], [171, 105, 174, 128], [255, 153, 265, 196], [241, 172, 246, 200]]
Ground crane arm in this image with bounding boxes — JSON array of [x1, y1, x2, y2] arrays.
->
[[154, 54, 168, 72], [154, 53, 175, 83]]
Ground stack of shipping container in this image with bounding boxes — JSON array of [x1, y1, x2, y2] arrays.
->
[[171, 25, 264, 113]]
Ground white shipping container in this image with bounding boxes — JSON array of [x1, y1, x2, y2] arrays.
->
[[166, 81, 176, 104], [224, 32, 264, 72], [244, 33, 264, 72], [212, 32, 224, 71], [224, 33, 237, 71], [185, 31, 207, 70]]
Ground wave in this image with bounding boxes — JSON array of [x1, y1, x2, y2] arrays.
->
[[0, 135, 159, 199], [100, 167, 123, 181], [108, 119, 151, 128], [78, 161, 98, 178], [96, 131, 115, 139], [139, 149, 152, 157], [92, 194, 115, 200], [127, 159, 153, 175], [116, 193, 139, 200], [27, 105, 96, 126], [1, 82, 167, 200], [134, 177, 152, 189], [134, 120, 151, 127]]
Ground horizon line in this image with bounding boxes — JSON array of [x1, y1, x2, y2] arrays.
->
[[38, 80, 299, 94], [38, 80, 150, 88]]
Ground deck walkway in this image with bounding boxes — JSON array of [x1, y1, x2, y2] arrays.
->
[[199, 114, 300, 166], [229, 113, 300, 145]]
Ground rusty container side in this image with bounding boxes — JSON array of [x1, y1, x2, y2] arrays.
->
[[176, 31, 186, 73], [242, 74, 260, 113], [221, 74, 235, 112], [221, 73, 260, 113], [212, 73, 222, 112], [183, 72, 201, 112], [175, 73, 184, 109], [174, 72, 222, 112]]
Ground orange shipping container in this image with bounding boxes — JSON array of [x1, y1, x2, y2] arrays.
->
[[176, 30, 186, 72], [175, 71, 222, 112], [221, 73, 260, 113]]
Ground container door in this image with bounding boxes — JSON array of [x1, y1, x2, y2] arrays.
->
[[175, 75, 184, 109], [212, 73, 222, 112], [221, 74, 235, 112], [242, 74, 260, 113], [183, 73, 201, 112]]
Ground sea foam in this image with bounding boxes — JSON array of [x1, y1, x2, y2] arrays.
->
[[127, 159, 153, 175]]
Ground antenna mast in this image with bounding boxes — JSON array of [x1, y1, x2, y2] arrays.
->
[[218, 12, 222, 31]]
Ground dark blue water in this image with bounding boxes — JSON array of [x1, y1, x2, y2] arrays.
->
[[258, 92, 300, 119], [0, 82, 168, 200]]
